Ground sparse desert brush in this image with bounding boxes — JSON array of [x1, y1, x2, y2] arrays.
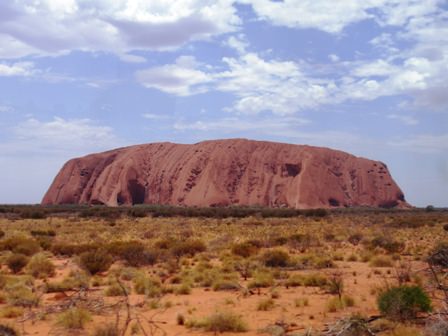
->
[[348, 233, 364, 245], [133, 274, 162, 297], [25, 253, 55, 278], [370, 255, 394, 268], [0, 324, 18, 336], [104, 281, 128, 296], [294, 297, 309, 307], [257, 298, 275, 311], [0, 306, 24, 318], [0, 236, 40, 256], [93, 324, 119, 336], [384, 324, 422, 336], [175, 283, 192, 295], [6, 283, 39, 307], [288, 233, 317, 251], [57, 307, 91, 329], [79, 249, 113, 275], [6, 253, 29, 274], [262, 249, 290, 267], [368, 236, 404, 254], [171, 239, 206, 259], [189, 311, 248, 332], [248, 270, 274, 290], [377, 285, 431, 321], [326, 295, 355, 312], [106, 240, 158, 266], [231, 241, 259, 257]]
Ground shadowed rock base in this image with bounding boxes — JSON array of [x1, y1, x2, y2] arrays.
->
[[42, 139, 409, 209]]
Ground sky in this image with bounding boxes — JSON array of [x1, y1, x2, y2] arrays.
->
[[0, 0, 447, 207]]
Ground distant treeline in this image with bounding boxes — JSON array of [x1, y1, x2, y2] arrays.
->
[[0, 204, 444, 220]]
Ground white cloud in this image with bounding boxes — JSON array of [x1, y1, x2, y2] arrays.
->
[[225, 34, 248, 54], [7, 117, 119, 156], [328, 54, 340, 62], [389, 134, 448, 153], [0, 105, 14, 113], [173, 116, 309, 132], [387, 114, 419, 125], [0, 62, 36, 77], [118, 53, 146, 63], [137, 52, 336, 115], [142, 113, 171, 120], [135, 56, 213, 96], [0, 1, 240, 59], [240, 0, 441, 33]]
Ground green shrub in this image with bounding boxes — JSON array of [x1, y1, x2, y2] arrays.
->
[[377, 285, 431, 321], [79, 249, 113, 275], [26, 253, 55, 278], [7, 254, 29, 274], [57, 307, 91, 329], [262, 249, 290, 267]]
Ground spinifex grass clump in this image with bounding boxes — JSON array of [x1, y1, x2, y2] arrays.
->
[[79, 249, 113, 275]]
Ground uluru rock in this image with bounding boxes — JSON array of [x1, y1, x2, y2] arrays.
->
[[42, 139, 408, 209]]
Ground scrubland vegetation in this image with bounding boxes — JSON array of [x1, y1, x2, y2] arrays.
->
[[0, 205, 447, 335]]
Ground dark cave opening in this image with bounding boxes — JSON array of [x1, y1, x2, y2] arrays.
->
[[128, 179, 145, 205]]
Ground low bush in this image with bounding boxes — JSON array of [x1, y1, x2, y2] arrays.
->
[[0, 237, 40, 256], [368, 236, 404, 254], [231, 242, 259, 258], [26, 253, 55, 278], [348, 233, 363, 245], [171, 240, 206, 259], [0, 324, 18, 336], [106, 241, 148, 266], [30, 230, 56, 237], [93, 324, 118, 336], [428, 242, 448, 268], [0, 306, 24, 318], [7, 254, 29, 274], [248, 271, 274, 290], [326, 295, 355, 312], [199, 311, 248, 332], [79, 249, 113, 275], [257, 298, 275, 311], [370, 256, 394, 268], [57, 307, 91, 329], [104, 282, 128, 297], [6, 283, 39, 307], [377, 285, 431, 321], [262, 249, 290, 267], [133, 274, 162, 298]]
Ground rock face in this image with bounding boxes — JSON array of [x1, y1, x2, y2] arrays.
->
[[42, 139, 408, 208]]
